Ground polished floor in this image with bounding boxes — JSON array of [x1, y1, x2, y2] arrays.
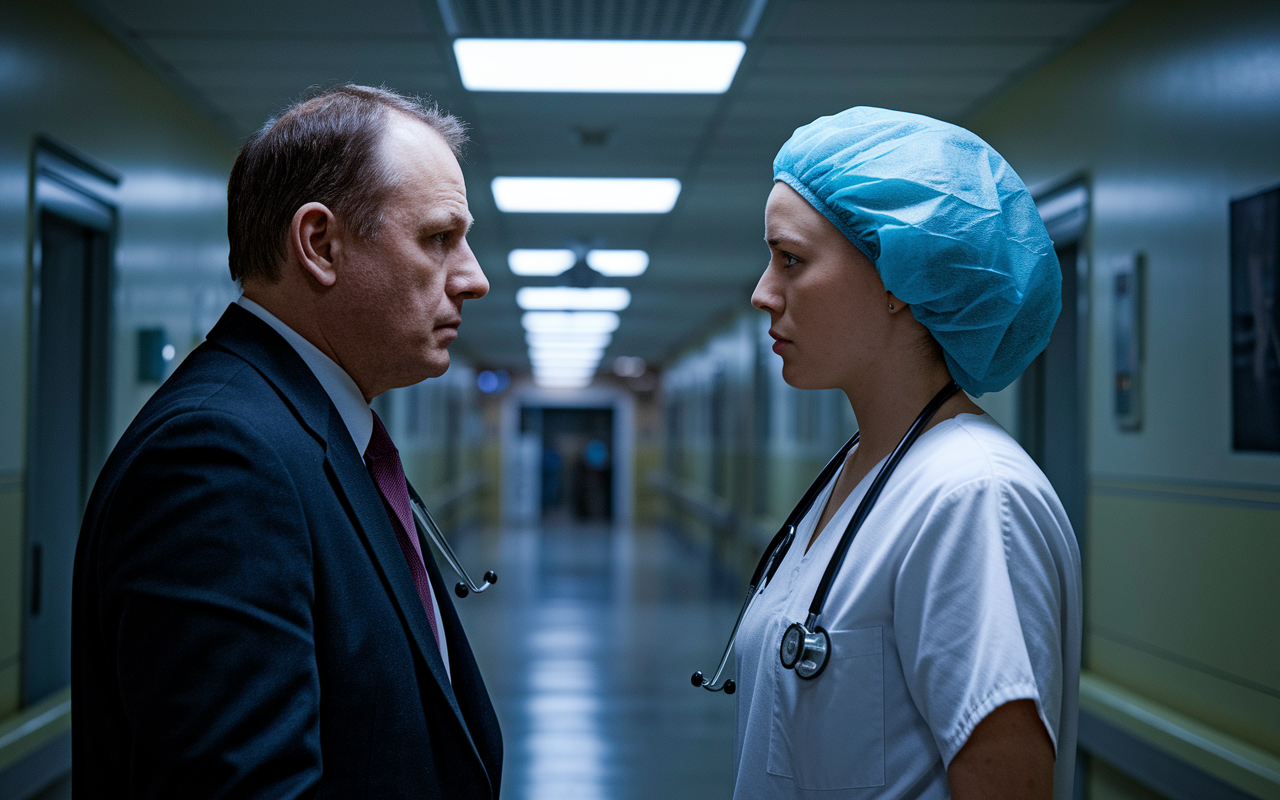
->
[[453, 522, 742, 800]]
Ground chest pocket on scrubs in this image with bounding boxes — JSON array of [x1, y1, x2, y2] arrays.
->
[[767, 626, 885, 790]]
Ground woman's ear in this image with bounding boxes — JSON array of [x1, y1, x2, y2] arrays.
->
[[886, 291, 908, 313], [290, 202, 339, 287]]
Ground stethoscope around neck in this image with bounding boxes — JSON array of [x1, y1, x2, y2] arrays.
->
[[692, 380, 960, 693], [406, 483, 497, 598]]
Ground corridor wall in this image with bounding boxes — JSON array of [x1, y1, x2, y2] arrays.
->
[[968, 0, 1280, 796], [660, 312, 855, 578], [659, 1, 1279, 796], [0, 3, 487, 793], [0, 0, 237, 726]]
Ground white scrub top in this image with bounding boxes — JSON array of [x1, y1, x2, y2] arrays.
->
[[732, 414, 1081, 800]]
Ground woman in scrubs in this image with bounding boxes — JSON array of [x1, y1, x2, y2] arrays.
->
[[732, 108, 1081, 800]]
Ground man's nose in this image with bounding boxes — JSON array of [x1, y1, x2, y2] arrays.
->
[[453, 241, 489, 301]]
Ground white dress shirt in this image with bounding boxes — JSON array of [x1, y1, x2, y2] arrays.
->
[[236, 296, 450, 679]]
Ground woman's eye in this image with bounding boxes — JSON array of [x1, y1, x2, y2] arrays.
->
[[781, 251, 800, 267]]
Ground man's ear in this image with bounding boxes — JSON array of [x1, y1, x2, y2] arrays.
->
[[290, 202, 340, 287]]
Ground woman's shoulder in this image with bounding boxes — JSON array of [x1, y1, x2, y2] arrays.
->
[[890, 413, 1078, 567], [906, 412, 1054, 498]]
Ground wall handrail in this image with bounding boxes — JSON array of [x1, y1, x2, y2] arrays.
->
[[1080, 672, 1280, 799]]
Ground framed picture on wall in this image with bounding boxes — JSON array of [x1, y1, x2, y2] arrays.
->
[[1230, 184, 1280, 452]]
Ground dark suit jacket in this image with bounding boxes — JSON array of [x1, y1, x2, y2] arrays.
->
[[72, 304, 501, 798]]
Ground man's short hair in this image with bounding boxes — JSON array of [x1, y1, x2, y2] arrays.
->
[[227, 84, 468, 283]]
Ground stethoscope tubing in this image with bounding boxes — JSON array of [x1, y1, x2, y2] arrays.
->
[[692, 434, 859, 692], [407, 482, 497, 598], [693, 379, 960, 691], [806, 380, 960, 619]]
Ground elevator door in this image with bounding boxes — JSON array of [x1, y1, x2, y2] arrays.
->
[[24, 207, 111, 704]]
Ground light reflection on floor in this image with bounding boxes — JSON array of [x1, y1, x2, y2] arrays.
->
[[453, 523, 740, 800]]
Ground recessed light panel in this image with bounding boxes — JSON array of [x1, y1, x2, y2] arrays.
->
[[516, 287, 631, 311], [454, 39, 746, 94], [521, 311, 620, 335], [587, 249, 649, 277], [526, 331, 613, 349], [492, 178, 680, 214], [509, 249, 577, 276]]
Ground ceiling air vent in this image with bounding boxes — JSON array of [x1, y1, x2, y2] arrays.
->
[[442, 0, 758, 40]]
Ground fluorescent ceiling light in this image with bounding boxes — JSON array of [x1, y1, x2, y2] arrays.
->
[[531, 363, 601, 375], [530, 355, 605, 368], [509, 248, 576, 276], [587, 249, 649, 277], [533, 361, 598, 373], [537, 368, 601, 381], [493, 178, 680, 214], [526, 331, 612, 349], [521, 311, 621, 334], [534, 374, 593, 389], [516, 287, 631, 311], [532, 353, 606, 366], [454, 39, 746, 94], [530, 345, 606, 359]]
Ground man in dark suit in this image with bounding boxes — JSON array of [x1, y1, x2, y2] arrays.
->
[[72, 84, 500, 798]]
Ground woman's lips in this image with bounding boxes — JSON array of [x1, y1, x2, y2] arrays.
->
[[768, 330, 792, 354]]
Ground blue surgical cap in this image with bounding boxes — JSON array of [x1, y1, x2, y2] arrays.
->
[[773, 107, 1060, 396]]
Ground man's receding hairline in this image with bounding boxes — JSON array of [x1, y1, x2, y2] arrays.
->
[[369, 112, 467, 213]]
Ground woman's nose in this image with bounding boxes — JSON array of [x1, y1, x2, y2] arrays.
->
[[751, 266, 781, 314]]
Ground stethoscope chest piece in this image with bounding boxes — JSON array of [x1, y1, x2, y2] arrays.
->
[[779, 614, 830, 679]]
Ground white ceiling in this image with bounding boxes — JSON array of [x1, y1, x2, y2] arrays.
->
[[76, 0, 1127, 372]]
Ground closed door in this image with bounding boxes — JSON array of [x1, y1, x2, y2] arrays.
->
[[24, 208, 111, 704]]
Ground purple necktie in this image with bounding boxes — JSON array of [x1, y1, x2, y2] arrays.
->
[[365, 410, 439, 645]]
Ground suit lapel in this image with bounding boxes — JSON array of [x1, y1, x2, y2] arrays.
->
[[418, 527, 499, 794], [321, 406, 477, 719], [206, 305, 486, 775]]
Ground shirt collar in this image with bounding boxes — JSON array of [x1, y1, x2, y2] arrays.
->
[[236, 295, 373, 456]]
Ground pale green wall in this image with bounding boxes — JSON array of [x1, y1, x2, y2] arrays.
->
[[968, 0, 1280, 792], [0, 0, 238, 717]]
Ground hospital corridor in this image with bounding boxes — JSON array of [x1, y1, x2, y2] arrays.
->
[[1, 0, 1279, 798], [452, 523, 739, 800]]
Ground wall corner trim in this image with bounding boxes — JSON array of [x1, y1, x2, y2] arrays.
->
[[1080, 672, 1280, 799]]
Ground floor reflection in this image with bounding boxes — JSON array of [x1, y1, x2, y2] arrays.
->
[[453, 522, 739, 800]]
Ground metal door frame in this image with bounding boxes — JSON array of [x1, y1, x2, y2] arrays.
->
[[22, 137, 119, 705]]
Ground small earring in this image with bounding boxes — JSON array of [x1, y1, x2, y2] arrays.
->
[[888, 303, 895, 311]]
